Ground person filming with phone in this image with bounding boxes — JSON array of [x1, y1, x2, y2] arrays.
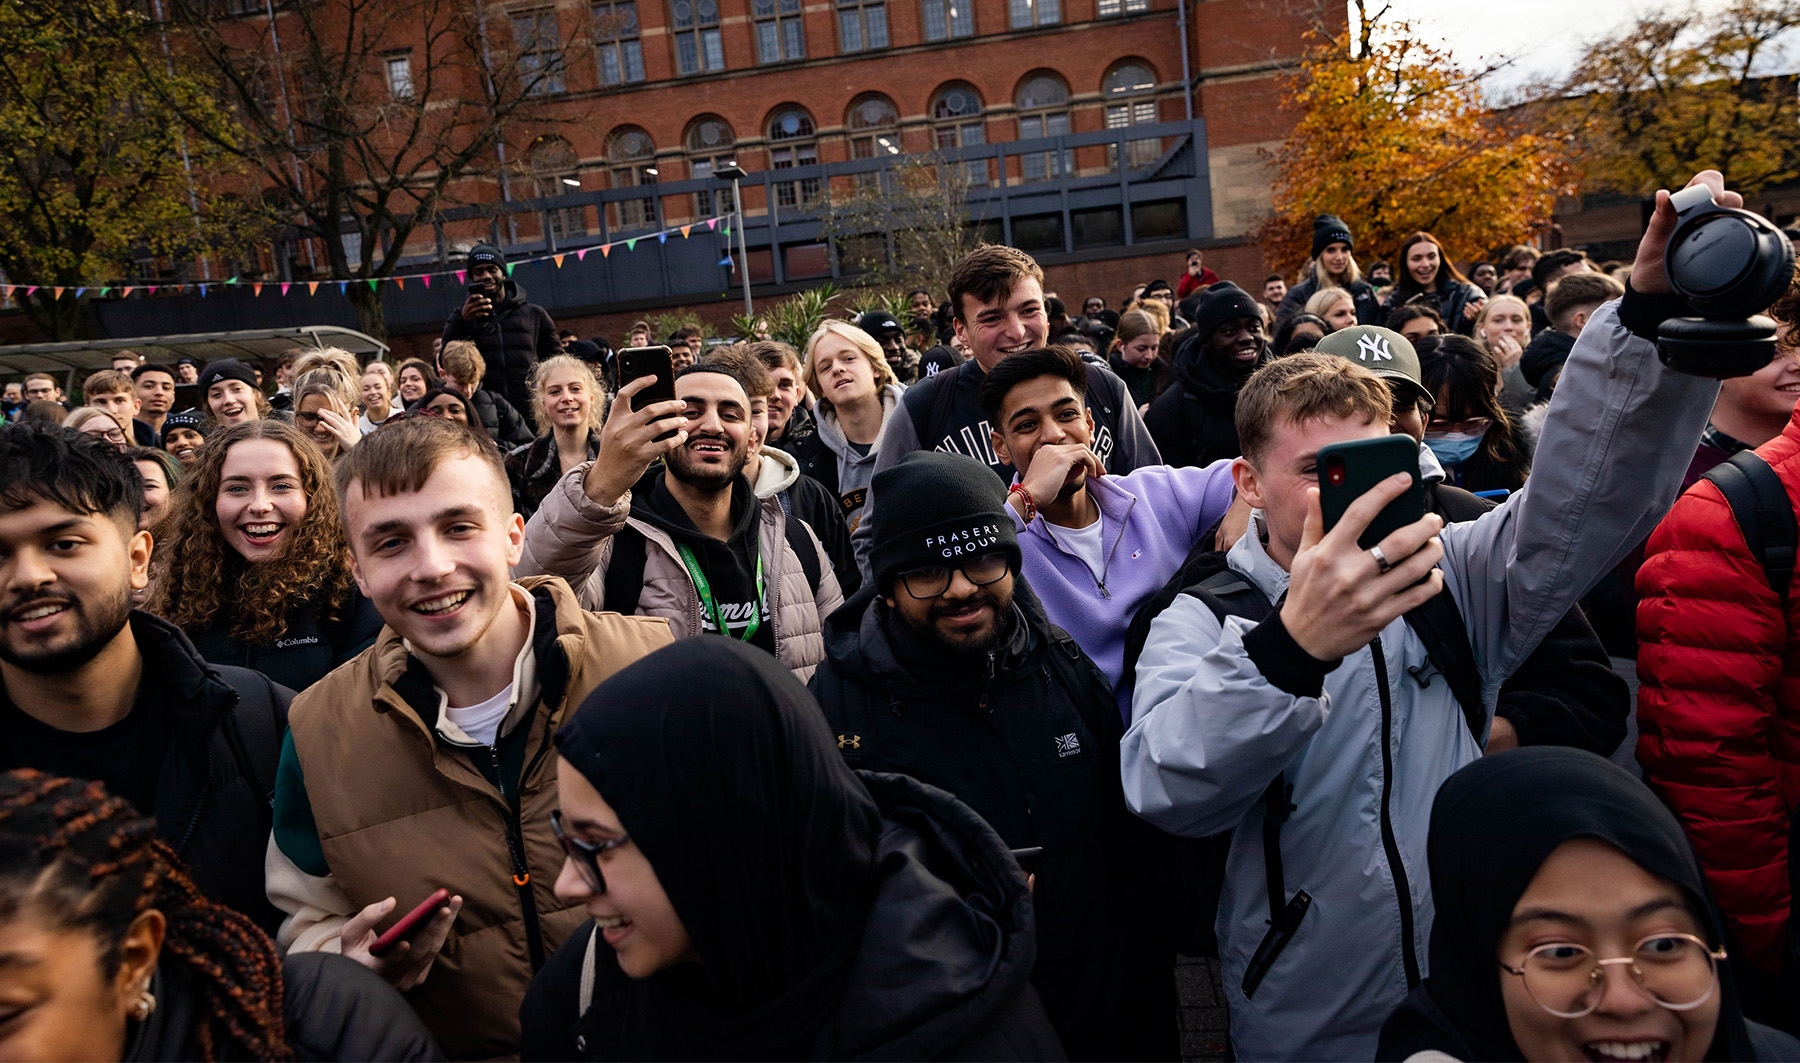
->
[[442, 243, 561, 427], [1121, 172, 1736, 1061]]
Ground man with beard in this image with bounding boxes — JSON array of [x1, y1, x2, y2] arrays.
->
[[518, 365, 844, 680], [1144, 280, 1270, 467], [0, 423, 290, 930], [809, 450, 1177, 1061]]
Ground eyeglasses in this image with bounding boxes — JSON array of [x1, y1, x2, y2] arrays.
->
[[898, 552, 1009, 599], [1499, 933, 1726, 1018], [294, 411, 323, 427], [550, 809, 632, 893], [85, 426, 127, 444], [1427, 415, 1492, 435]]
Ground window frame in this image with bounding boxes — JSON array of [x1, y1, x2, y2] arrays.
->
[[836, 0, 889, 53], [592, 0, 645, 86], [512, 9, 567, 95], [670, 0, 725, 76], [921, 0, 972, 41], [752, 0, 806, 63], [383, 52, 414, 99]]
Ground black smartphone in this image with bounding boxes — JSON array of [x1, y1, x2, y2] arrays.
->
[[466, 281, 493, 319], [619, 345, 677, 412], [1317, 435, 1425, 550], [1010, 846, 1045, 876]]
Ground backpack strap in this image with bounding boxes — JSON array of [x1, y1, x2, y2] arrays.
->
[[214, 667, 285, 809], [1402, 591, 1487, 745], [601, 527, 649, 616], [781, 511, 823, 595], [1704, 449, 1797, 606]]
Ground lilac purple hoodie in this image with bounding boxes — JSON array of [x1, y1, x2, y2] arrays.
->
[[1008, 461, 1237, 718]]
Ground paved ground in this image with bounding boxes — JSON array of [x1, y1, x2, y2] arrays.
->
[[1176, 955, 1230, 1061]]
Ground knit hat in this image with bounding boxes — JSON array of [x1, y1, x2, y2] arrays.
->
[[161, 409, 208, 437], [195, 358, 258, 396], [856, 310, 903, 339], [1188, 281, 1263, 344], [868, 451, 1021, 591], [1313, 325, 1435, 409], [1312, 214, 1355, 258], [466, 243, 506, 270]]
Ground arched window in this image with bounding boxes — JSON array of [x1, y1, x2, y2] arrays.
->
[[1103, 61, 1159, 169], [670, 0, 723, 75], [605, 126, 657, 229], [528, 136, 585, 239], [931, 83, 987, 186], [767, 107, 820, 209], [685, 117, 736, 217], [1014, 73, 1070, 180], [845, 94, 898, 189]]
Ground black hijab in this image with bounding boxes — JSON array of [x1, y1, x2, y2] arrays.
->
[[554, 638, 883, 1059], [1379, 747, 1763, 1062]]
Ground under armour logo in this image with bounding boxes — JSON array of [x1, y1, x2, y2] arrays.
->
[[837, 733, 862, 750], [1054, 733, 1081, 758], [1356, 333, 1394, 362]]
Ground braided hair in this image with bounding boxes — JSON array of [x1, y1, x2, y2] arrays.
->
[[0, 770, 291, 1062]]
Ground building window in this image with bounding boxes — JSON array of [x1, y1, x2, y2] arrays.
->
[[1015, 73, 1070, 180], [753, 0, 805, 62], [1008, 0, 1058, 29], [1095, 0, 1147, 14], [671, 0, 724, 75], [529, 136, 586, 240], [606, 126, 657, 229], [593, 0, 645, 85], [513, 10, 566, 94], [921, 0, 971, 40], [837, 0, 888, 52], [685, 117, 736, 217], [384, 54, 413, 99], [768, 107, 820, 209], [846, 94, 898, 189], [1104, 61, 1160, 169], [931, 84, 987, 186]]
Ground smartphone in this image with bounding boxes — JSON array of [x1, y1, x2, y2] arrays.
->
[[1317, 435, 1425, 550], [369, 888, 451, 958], [619, 345, 677, 411], [1010, 846, 1045, 876], [466, 282, 493, 320]]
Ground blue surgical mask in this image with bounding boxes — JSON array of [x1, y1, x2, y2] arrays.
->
[[1425, 428, 1486, 466]]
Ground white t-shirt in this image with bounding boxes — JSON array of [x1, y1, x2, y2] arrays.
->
[[1048, 513, 1108, 586], [443, 682, 515, 747]]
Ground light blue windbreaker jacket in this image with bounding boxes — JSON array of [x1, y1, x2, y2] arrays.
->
[[1121, 301, 1719, 1061]]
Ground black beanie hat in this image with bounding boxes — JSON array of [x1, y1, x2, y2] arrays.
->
[[868, 451, 1021, 591], [1189, 281, 1263, 343], [466, 243, 506, 270], [161, 409, 208, 437], [1312, 214, 1355, 258], [195, 358, 258, 396]]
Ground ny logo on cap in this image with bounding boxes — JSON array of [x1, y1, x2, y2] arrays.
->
[[1357, 334, 1394, 362]]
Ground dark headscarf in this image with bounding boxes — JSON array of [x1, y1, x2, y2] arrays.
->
[[1378, 747, 1764, 1062], [554, 638, 883, 1059]]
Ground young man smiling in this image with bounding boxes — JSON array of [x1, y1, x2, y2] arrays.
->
[[266, 416, 671, 1059], [131, 363, 177, 439]]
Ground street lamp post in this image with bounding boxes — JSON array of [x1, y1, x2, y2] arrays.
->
[[714, 162, 753, 318]]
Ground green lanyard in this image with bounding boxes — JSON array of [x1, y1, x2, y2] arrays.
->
[[675, 541, 764, 642]]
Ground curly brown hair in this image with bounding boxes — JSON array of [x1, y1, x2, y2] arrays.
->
[[149, 420, 356, 646], [1769, 261, 1800, 336]]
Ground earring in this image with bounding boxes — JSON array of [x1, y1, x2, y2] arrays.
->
[[131, 990, 156, 1022]]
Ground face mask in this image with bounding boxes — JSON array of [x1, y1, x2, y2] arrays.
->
[[1425, 427, 1486, 466]]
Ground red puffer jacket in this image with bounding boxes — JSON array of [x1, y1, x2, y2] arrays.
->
[[1637, 406, 1800, 974]]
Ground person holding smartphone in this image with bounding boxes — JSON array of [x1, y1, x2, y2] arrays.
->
[[441, 243, 561, 425], [1121, 172, 1735, 1061]]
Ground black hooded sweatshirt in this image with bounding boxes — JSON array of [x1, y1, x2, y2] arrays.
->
[[1142, 326, 1267, 468], [523, 639, 1062, 1061], [630, 472, 776, 657], [1377, 747, 1800, 1062]]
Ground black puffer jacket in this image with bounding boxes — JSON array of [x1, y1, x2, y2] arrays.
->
[[128, 952, 442, 1061], [1, 613, 292, 932], [469, 385, 535, 448], [442, 277, 561, 426], [1384, 278, 1487, 336], [519, 771, 1064, 1061], [188, 592, 383, 695], [1142, 328, 1266, 468], [809, 585, 1175, 1061]]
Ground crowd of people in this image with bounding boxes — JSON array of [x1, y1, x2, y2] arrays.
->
[[2, 169, 1799, 1062]]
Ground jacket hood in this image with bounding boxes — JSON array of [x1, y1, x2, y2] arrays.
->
[[814, 770, 1040, 1060], [1170, 327, 1264, 402], [753, 446, 801, 499], [630, 470, 758, 549], [821, 578, 1046, 697], [814, 385, 902, 464], [128, 611, 241, 738]]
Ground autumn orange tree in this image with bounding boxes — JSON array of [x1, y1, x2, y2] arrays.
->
[[1256, 2, 1576, 272]]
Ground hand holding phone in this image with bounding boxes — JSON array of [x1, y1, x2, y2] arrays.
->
[[586, 366, 690, 508], [342, 889, 463, 992], [1277, 442, 1445, 661], [370, 887, 451, 958], [460, 282, 494, 324]]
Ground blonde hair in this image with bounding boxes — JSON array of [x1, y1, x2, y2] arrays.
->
[[801, 320, 898, 411], [291, 347, 360, 383], [1111, 309, 1164, 356], [292, 368, 357, 419], [1309, 251, 1365, 290], [1474, 295, 1532, 352], [1303, 287, 1354, 319], [527, 355, 605, 437], [63, 406, 124, 435]]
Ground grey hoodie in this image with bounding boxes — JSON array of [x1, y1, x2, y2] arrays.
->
[[809, 383, 903, 534]]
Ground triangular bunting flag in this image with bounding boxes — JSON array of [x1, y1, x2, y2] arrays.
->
[[421, 275, 431, 289], [680, 226, 691, 239], [576, 248, 589, 261], [197, 285, 207, 297], [395, 277, 405, 290], [147, 286, 158, 294], [553, 254, 565, 268], [308, 281, 319, 296], [52, 287, 64, 299], [337, 281, 348, 294], [1, 285, 12, 296], [626, 239, 638, 251], [657, 232, 668, 244], [367, 279, 379, 292], [722, 225, 731, 237], [707, 218, 719, 230], [719, 256, 734, 268], [280, 283, 291, 296], [24, 286, 38, 296], [505, 262, 515, 276], [601, 245, 611, 258], [99, 286, 111, 296], [225, 276, 238, 285], [455, 270, 466, 283], [75, 288, 86, 298], [252, 283, 263, 296]]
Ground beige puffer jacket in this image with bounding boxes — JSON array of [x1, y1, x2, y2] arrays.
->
[[516, 463, 844, 681]]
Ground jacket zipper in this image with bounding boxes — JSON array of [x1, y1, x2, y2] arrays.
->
[[490, 744, 547, 972], [175, 743, 215, 856], [1369, 635, 1422, 990], [978, 650, 998, 710]]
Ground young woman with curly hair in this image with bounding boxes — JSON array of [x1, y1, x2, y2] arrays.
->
[[0, 769, 441, 1062], [149, 420, 380, 693]]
